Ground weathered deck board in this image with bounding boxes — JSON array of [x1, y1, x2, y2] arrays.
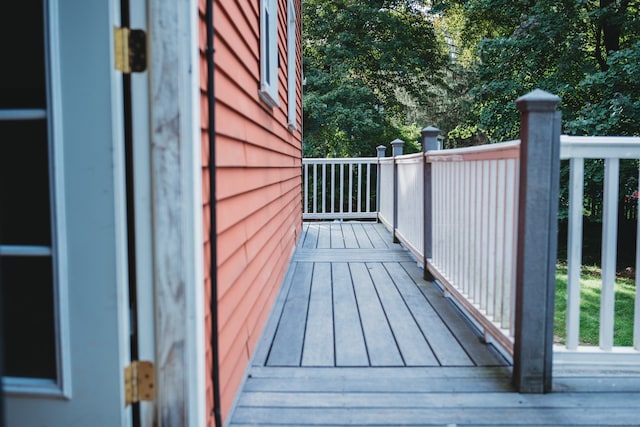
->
[[351, 222, 374, 248], [266, 262, 313, 366], [384, 262, 474, 366], [366, 262, 438, 365], [332, 263, 369, 366], [233, 222, 640, 426], [301, 223, 319, 248], [349, 262, 405, 366], [301, 262, 334, 366], [266, 223, 505, 368], [341, 222, 360, 248]]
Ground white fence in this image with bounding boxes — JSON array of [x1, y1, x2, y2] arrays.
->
[[378, 158, 395, 228], [395, 154, 425, 260], [427, 141, 520, 354], [302, 158, 378, 220], [556, 136, 640, 366], [303, 92, 640, 384]]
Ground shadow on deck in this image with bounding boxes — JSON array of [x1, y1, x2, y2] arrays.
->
[[229, 222, 640, 426]]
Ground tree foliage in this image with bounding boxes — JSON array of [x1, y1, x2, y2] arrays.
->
[[302, 0, 447, 157], [432, 0, 640, 143]]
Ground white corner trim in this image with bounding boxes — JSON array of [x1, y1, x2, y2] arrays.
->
[[184, 0, 206, 424]]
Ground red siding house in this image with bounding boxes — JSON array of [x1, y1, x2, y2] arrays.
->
[[1, 0, 302, 426], [204, 0, 302, 423]]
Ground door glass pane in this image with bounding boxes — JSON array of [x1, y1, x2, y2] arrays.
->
[[0, 121, 52, 246], [0, 1, 46, 109], [0, 0, 58, 383], [1, 256, 57, 379]]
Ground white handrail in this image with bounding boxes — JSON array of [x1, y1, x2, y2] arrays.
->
[[302, 158, 379, 220], [558, 135, 640, 363], [427, 140, 520, 355]]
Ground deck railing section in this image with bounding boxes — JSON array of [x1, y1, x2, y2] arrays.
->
[[427, 142, 520, 354], [377, 157, 395, 228], [394, 153, 425, 261], [302, 158, 378, 220], [302, 90, 640, 390], [557, 136, 640, 364]]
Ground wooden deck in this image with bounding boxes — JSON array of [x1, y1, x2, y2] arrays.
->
[[228, 222, 640, 426]]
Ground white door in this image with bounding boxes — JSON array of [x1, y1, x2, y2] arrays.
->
[[1, 0, 150, 425]]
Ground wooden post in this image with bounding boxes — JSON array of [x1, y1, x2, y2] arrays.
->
[[376, 145, 386, 215], [149, 0, 206, 424], [421, 126, 439, 280], [391, 139, 404, 243], [513, 89, 561, 393]]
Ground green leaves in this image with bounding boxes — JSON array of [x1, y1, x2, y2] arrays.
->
[[303, 0, 446, 157]]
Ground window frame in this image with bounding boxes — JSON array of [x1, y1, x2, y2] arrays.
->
[[259, 0, 279, 108], [1, 0, 71, 398], [286, 0, 297, 130]]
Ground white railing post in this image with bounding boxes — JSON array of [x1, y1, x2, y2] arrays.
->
[[421, 126, 439, 280], [513, 89, 561, 393], [377, 145, 386, 214], [391, 139, 404, 243]]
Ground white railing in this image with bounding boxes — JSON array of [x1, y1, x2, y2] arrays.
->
[[378, 157, 395, 229], [555, 136, 640, 366], [395, 153, 425, 261], [302, 92, 640, 385], [302, 158, 378, 220], [427, 141, 520, 355]]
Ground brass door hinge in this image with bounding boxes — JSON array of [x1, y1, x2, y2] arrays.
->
[[114, 27, 147, 73], [124, 361, 155, 406]]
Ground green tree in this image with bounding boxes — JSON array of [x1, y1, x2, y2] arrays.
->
[[303, 0, 447, 157], [434, 0, 640, 142]]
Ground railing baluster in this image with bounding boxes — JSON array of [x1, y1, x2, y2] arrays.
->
[[635, 166, 640, 351], [340, 164, 344, 213], [322, 163, 327, 214], [567, 157, 584, 350], [600, 158, 620, 351], [473, 160, 481, 302], [313, 163, 318, 214], [481, 160, 490, 311], [348, 163, 354, 213], [510, 158, 519, 336], [366, 163, 371, 213], [357, 163, 362, 213], [304, 162, 309, 214], [494, 160, 506, 323], [331, 163, 335, 214], [487, 160, 497, 316]]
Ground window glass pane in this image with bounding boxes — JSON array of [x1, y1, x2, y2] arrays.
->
[[1, 256, 57, 380], [0, 1, 46, 109], [265, 9, 271, 86], [0, 120, 52, 246]]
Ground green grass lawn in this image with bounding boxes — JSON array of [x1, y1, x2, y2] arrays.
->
[[555, 263, 636, 346]]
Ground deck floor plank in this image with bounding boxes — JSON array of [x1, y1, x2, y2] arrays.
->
[[402, 260, 507, 366], [351, 222, 374, 248], [330, 222, 345, 248], [349, 262, 404, 366], [361, 222, 389, 248], [266, 262, 313, 366], [385, 262, 475, 366], [302, 262, 335, 366], [332, 263, 369, 366], [302, 223, 319, 248], [232, 222, 640, 426], [341, 222, 360, 248], [367, 262, 438, 366], [316, 222, 331, 248]]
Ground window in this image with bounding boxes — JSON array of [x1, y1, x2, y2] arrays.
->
[[287, 0, 297, 130], [259, 0, 279, 107], [1, 0, 68, 396]]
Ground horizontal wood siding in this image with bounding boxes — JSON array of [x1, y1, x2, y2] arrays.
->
[[202, 0, 302, 424]]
